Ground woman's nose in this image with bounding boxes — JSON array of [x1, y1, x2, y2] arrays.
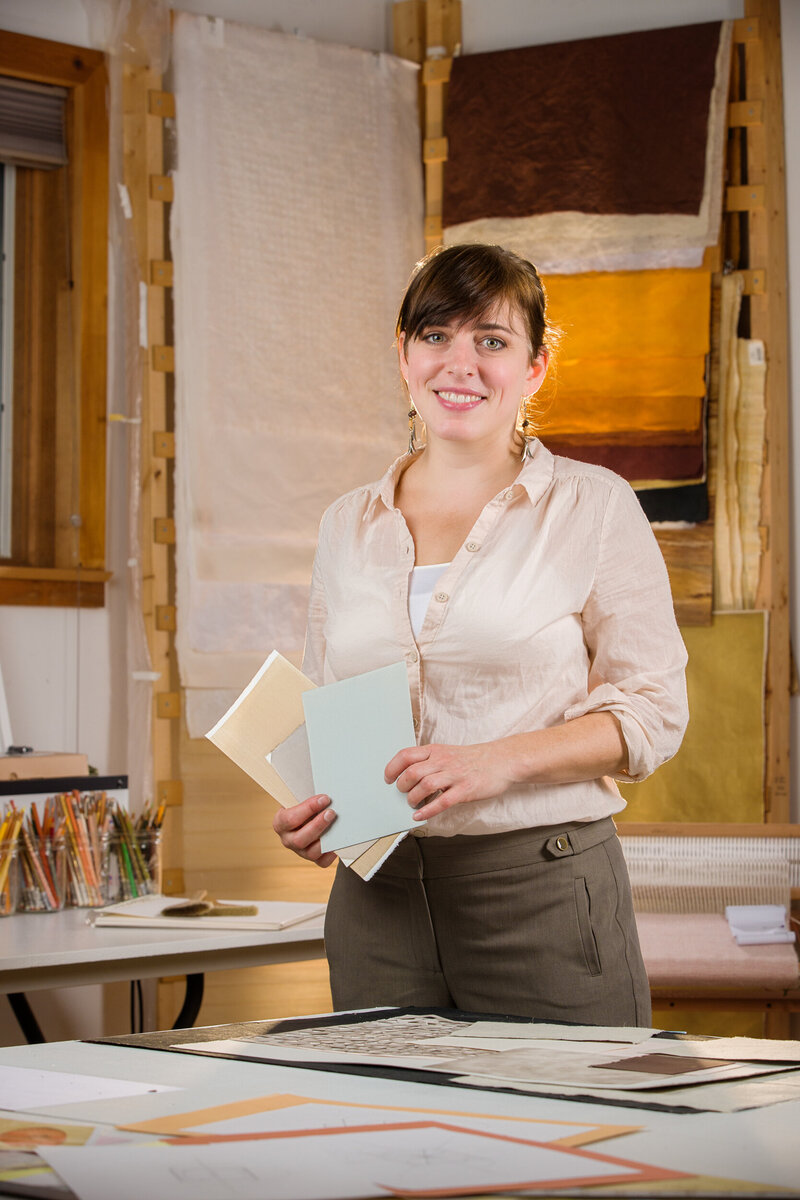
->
[[446, 332, 476, 373]]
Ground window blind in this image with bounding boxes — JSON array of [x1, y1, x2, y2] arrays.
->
[[0, 75, 67, 168]]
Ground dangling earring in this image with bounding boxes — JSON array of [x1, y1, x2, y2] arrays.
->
[[407, 406, 418, 455], [520, 415, 536, 462]]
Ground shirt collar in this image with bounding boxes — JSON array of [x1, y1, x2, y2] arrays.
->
[[366, 439, 556, 517]]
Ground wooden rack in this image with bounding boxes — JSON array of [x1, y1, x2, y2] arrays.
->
[[395, 0, 791, 825]]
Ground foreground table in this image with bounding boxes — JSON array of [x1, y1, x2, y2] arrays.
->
[[0, 1025, 799, 1198]]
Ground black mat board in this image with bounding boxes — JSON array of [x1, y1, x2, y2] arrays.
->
[[86, 1005, 708, 1116]]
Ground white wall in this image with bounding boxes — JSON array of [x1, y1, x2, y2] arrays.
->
[[0, 0, 797, 1045]]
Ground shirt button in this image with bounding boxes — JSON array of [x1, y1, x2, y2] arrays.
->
[[503, 488, 515, 500], [434, 591, 449, 603], [407, 649, 419, 663], [466, 541, 480, 552], [413, 717, 420, 731]]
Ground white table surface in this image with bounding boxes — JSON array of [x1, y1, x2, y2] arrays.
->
[[0, 908, 325, 992], [0, 1034, 799, 1196]]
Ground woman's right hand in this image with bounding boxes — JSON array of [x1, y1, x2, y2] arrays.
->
[[272, 793, 338, 868]]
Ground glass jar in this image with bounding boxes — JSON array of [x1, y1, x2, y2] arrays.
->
[[18, 832, 66, 912], [102, 829, 162, 905], [0, 839, 20, 916]]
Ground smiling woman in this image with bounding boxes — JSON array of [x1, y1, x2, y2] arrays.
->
[[273, 242, 689, 1028]]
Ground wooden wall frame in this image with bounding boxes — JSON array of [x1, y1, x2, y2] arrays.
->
[[0, 31, 109, 606]]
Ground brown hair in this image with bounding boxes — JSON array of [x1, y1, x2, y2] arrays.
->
[[396, 243, 550, 361]]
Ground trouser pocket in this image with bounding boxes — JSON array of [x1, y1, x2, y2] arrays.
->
[[573, 875, 602, 976]]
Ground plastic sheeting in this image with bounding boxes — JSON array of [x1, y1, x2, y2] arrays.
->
[[170, 14, 423, 733]]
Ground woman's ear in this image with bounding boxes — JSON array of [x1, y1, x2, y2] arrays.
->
[[525, 347, 549, 395], [397, 332, 409, 384]]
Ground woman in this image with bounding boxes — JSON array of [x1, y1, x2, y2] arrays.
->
[[274, 243, 688, 1026]]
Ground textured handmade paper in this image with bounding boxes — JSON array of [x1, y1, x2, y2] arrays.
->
[[617, 613, 766, 823], [443, 22, 731, 273], [171, 13, 423, 720]]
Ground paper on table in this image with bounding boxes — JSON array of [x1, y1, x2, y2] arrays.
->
[[176, 1040, 442, 1070], [303, 662, 421, 851], [90, 895, 326, 931], [662, 1037, 800, 1063], [41, 1120, 687, 1200], [453, 1021, 663, 1043], [0, 1066, 179, 1112], [119, 1093, 639, 1148], [431, 1046, 795, 1091], [451, 1067, 800, 1113]]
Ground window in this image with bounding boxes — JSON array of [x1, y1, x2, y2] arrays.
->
[[0, 32, 108, 606]]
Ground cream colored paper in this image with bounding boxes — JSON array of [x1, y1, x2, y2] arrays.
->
[[205, 651, 315, 807], [205, 651, 401, 877]]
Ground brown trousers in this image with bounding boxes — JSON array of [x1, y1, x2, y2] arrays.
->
[[324, 817, 651, 1027]]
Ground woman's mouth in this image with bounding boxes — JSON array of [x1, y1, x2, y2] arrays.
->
[[435, 390, 485, 410]]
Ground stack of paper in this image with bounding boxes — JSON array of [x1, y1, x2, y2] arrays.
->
[[725, 904, 796, 945], [206, 654, 419, 879], [90, 895, 326, 931]]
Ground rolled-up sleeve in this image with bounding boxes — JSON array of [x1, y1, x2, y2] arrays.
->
[[563, 479, 689, 781]]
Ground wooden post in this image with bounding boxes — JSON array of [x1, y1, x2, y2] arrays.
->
[[394, 0, 462, 253], [742, 1, 791, 821], [122, 65, 182, 1026]]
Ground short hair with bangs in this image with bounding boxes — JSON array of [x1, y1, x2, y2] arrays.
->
[[396, 243, 550, 361]]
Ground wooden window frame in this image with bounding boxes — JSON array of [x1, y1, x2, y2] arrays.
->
[[0, 31, 109, 606]]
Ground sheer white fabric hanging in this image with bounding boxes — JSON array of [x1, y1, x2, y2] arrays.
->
[[170, 14, 423, 733]]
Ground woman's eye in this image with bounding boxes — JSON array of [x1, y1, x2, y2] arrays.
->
[[423, 332, 446, 344], [482, 336, 505, 350]]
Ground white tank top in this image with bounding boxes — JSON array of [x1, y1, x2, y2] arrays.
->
[[408, 562, 450, 638]]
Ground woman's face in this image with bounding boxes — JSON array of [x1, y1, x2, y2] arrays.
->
[[398, 302, 546, 452]]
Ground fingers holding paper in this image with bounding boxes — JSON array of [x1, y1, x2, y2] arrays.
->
[[272, 793, 338, 868], [386, 742, 516, 822]]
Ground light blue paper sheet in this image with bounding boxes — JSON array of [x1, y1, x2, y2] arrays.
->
[[303, 662, 421, 852]]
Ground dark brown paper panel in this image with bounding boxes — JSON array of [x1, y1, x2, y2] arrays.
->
[[654, 525, 713, 627], [443, 23, 721, 225]]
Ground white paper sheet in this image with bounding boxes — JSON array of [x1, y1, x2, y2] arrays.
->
[[41, 1121, 667, 1200], [179, 1101, 619, 1145], [90, 895, 326, 930], [452, 1021, 663, 1043], [0, 1067, 179, 1112]]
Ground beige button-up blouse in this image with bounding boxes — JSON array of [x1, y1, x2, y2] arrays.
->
[[302, 439, 688, 837]]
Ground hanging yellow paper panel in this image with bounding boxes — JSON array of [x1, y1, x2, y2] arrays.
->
[[543, 269, 711, 360], [617, 612, 765, 823]]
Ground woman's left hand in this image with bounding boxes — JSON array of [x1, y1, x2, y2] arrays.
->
[[385, 742, 516, 821]]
